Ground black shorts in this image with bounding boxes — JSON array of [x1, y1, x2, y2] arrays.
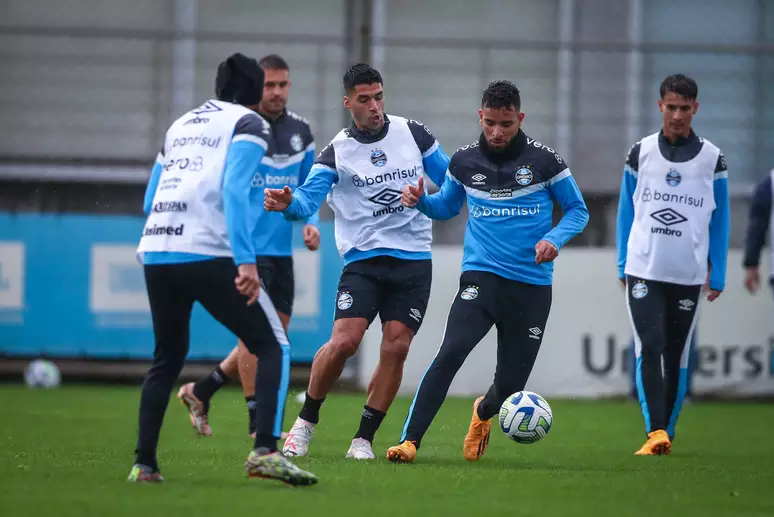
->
[[452, 270, 553, 344], [256, 256, 294, 316], [334, 256, 432, 333]]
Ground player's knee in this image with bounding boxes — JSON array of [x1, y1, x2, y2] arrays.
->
[[327, 335, 361, 360], [381, 335, 411, 365], [152, 341, 187, 369], [433, 343, 468, 369], [152, 351, 186, 377], [240, 336, 272, 357]]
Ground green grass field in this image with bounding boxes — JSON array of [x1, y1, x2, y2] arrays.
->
[[1, 384, 772, 517]]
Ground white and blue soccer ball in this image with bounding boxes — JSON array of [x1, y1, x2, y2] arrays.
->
[[24, 359, 61, 389], [498, 391, 552, 444]]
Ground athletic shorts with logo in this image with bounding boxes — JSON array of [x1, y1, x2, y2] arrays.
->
[[334, 256, 432, 333]]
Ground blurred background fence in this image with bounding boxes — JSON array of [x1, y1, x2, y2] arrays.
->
[[1, 0, 773, 243], [0, 1, 772, 390]]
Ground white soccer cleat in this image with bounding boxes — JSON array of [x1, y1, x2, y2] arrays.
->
[[282, 417, 315, 457], [345, 438, 375, 460]]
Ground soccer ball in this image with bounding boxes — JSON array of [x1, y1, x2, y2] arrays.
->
[[24, 359, 61, 388], [498, 391, 552, 444]]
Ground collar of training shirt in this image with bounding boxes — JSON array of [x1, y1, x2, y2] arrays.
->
[[263, 108, 287, 125], [478, 128, 527, 164], [657, 128, 703, 163], [346, 114, 391, 144], [658, 128, 698, 147]]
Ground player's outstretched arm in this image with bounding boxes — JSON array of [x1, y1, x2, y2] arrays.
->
[[542, 168, 589, 251], [708, 154, 731, 299], [143, 149, 165, 216], [298, 139, 321, 229], [616, 151, 638, 282], [265, 164, 337, 220], [406, 171, 465, 220]]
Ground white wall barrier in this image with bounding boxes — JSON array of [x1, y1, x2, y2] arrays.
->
[[358, 248, 774, 398]]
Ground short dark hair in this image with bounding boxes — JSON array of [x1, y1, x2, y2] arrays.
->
[[343, 63, 383, 92], [660, 74, 698, 100], [481, 80, 521, 111], [258, 54, 289, 71]]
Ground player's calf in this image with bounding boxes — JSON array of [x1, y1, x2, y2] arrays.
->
[[367, 333, 411, 406], [286, 321, 368, 456], [350, 322, 413, 451]]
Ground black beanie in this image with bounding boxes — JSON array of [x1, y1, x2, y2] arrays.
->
[[215, 52, 265, 106]]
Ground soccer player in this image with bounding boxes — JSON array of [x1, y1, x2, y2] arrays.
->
[[264, 63, 450, 460], [616, 74, 730, 456], [128, 52, 317, 485], [742, 172, 772, 295], [385, 80, 589, 464], [176, 54, 319, 439]]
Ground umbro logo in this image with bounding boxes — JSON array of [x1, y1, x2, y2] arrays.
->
[[409, 308, 422, 322], [192, 100, 223, 115], [678, 299, 695, 311], [472, 173, 487, 184], [650, 208, 687, 227], [369, 188, 401, 206], [528, 327, 542, 340]]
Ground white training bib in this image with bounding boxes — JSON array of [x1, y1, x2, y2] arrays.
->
[[137, 99, 265, 259], [625, 132, 719, 285], [326, 115, 432, 256]]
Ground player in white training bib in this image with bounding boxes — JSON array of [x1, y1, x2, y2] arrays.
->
[[175, 54, 320, 440], [616, 74, 730, 457], [264, 64, 451, 460], [130, 52, 316, 486]]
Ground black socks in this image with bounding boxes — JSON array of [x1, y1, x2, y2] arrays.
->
[[354, 405, 386, 443], [192, 366, 230, 405], [298, 392, 325, 424], [246, 396, 257, 434]]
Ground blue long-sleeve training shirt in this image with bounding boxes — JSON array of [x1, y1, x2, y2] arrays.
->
[[616, 131, 730, 291], [416, 130, 589, 284], [249, 109, 318, 256], [743, 174, 772, 270], [143, 112, 268, 266]]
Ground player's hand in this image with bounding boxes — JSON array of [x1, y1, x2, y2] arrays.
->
[[534, 240, 558, 264], [402, 176, 425, 208], [235, 263, 260, 305], [303, 224, 320, 251], [264, 186, 293, 212], [619, 277, 626, 288], [744, 266, 761, 294], [707, 289, 722, 302]]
